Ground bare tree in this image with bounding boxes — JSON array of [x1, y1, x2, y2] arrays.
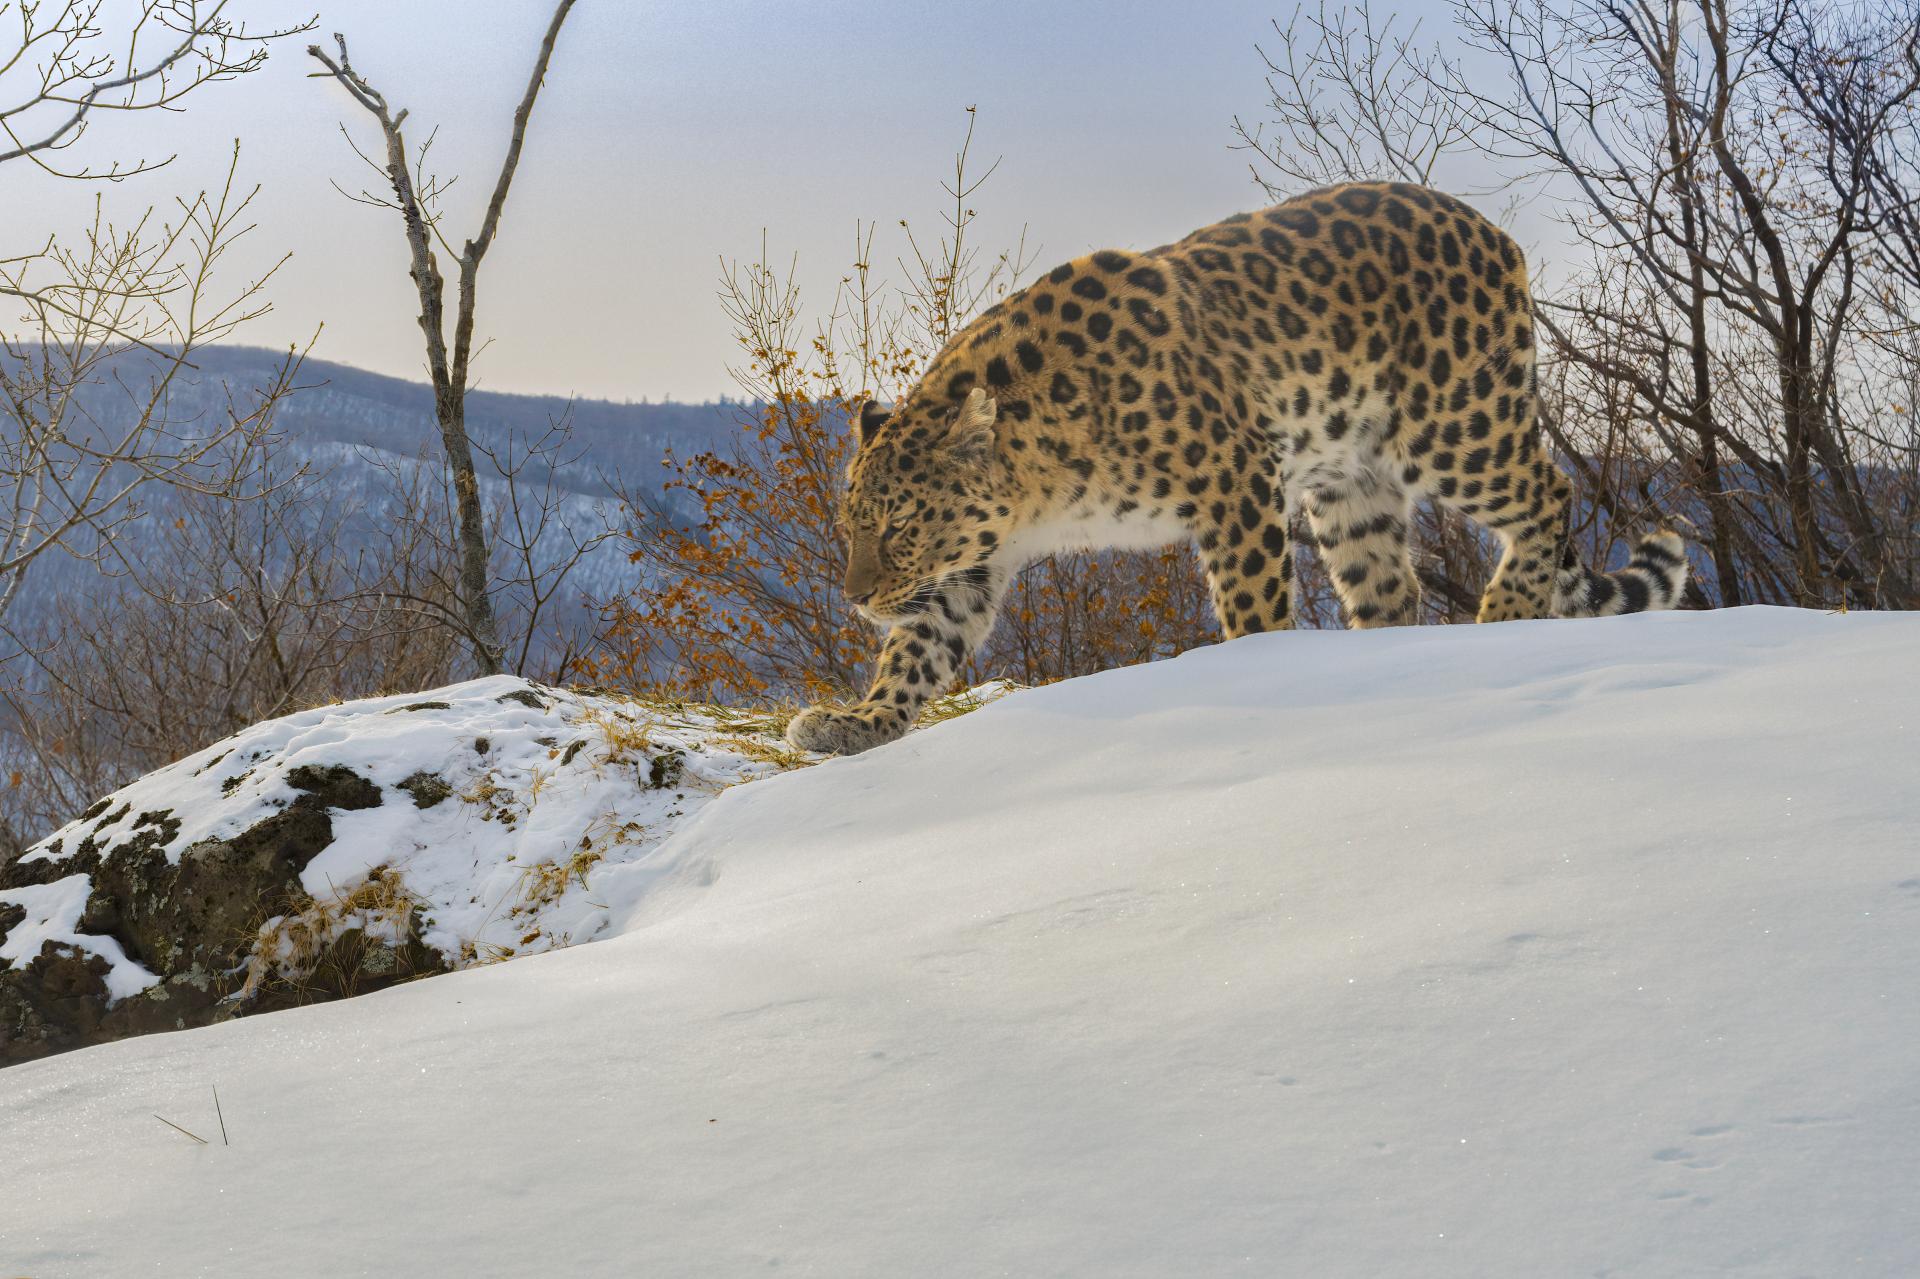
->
[[0, 1, 309, 179], [1232, 1, 1499, 193], [306, 0, 580, 675], [0, 3, 312, 618], [477, 419, 617, 679], [0, 153, 304, 619], [355, 418, 616, 684], [1238, 0, 1920, 612], [1450, 0, 1920, 607]]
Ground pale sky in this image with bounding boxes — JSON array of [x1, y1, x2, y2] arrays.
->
[[4, 0, 1483, 403]]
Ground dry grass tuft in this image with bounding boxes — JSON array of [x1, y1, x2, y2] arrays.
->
[[581, 704, 655, 765], [919, 680, 1017, 727], [460, 771, 527, 827], [488, 812, 648, 952], [236, 866, 429, 1003], [712, 733, 814, 771]]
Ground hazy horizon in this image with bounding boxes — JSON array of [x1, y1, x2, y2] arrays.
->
[[3, 0, 1480, 404]]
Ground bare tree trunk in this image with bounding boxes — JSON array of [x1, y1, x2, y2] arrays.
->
[[1696, 0, 1820, 603], [1682, 278, 1741, 605], [436, 386, 502, 671], [1655, 4, 1743, 605]]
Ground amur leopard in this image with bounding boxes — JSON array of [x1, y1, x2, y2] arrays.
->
[[788, 181, 1689, 756]]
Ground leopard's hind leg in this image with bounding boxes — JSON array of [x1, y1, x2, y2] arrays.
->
[[1471, 448, 1573, 623], [1410, 337, 1572, 622], [1303, 472, 1421, 628]]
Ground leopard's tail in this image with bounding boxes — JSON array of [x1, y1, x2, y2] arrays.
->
[[1552, 531, 1690, 618]]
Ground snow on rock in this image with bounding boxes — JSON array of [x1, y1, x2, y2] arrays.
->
[[0, 674, 1013, 1061], [0, 875, 156, 1002], [9, 677, 783, 969], [0, 608, 1916, 1277]]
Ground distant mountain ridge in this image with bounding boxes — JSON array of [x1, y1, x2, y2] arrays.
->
[[200, 344, 744, 487], [2, 344, 749, 624]]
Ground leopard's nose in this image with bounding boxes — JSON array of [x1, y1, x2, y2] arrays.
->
[[844, 543, 883, 604]]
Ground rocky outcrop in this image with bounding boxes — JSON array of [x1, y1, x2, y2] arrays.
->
[[0, 674, 1010, 1069], [0, 761, 444, 1065]]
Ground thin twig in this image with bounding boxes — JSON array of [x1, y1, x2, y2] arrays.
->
[[154, 1114, 208, 1145]]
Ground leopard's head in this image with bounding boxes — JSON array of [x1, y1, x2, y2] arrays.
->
[[839, 387, 1014, 623]]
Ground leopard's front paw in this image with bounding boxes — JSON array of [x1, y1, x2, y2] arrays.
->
[[786, 705, 903, 756]]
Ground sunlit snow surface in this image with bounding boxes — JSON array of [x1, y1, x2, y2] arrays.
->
[[4, 678, 1006, 982], [2, 607, 1916, 1277]]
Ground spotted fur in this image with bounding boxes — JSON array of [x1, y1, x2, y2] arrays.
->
[[787, 182, 1689, 756]]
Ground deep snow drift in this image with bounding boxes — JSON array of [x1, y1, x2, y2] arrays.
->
[[2, 607, 1916, 1277]]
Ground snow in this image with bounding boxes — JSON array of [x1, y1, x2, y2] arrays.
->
[[0, 875, 157, 1001], [2, 606, 1917, 1277], [4, 678, 1017, 989]]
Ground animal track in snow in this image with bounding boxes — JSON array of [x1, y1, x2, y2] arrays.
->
[[1650, 1123, 1733, 1202]]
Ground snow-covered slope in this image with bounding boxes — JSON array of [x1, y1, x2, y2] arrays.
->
[[3, 607, 1916, 1277]]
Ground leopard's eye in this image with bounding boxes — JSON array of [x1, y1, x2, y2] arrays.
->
[[883, 519, 910, 543]]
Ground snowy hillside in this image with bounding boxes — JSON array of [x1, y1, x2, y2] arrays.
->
[[2, 607, 1916, 1277]]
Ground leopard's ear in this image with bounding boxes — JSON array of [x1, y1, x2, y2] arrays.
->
[[855, 399, 891, 443], [944, 387, 997, 464]]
